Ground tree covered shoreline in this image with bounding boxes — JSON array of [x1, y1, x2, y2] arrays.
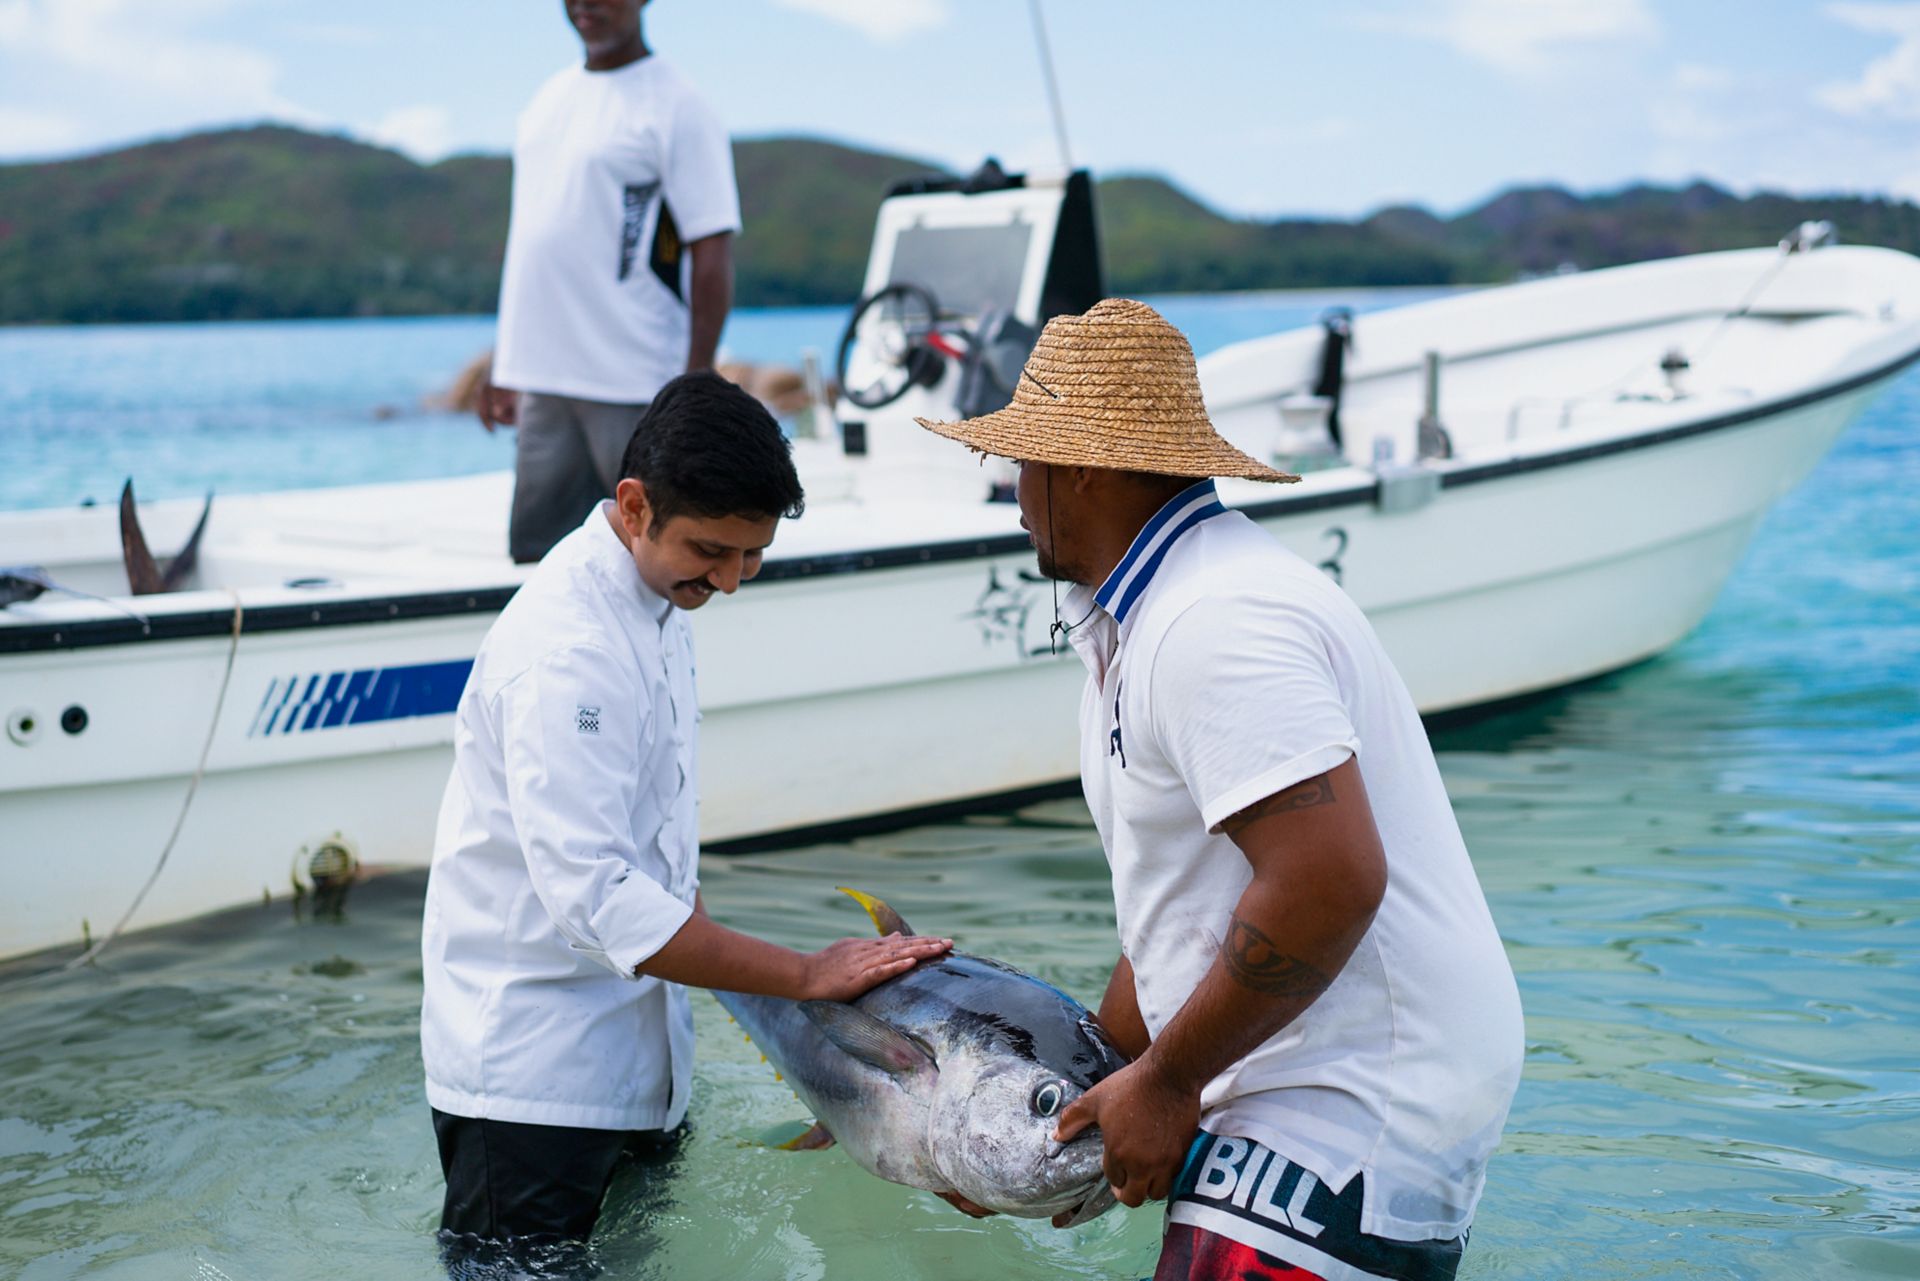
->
[[3, 125, 1916, 326]]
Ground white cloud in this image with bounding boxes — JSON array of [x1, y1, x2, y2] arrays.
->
[[1291, 116, 1361, 145], [771, 0, 951, 44], [1651, 63, 1740, 145], [0, 105, 82, 153], [366, 105, 454, 163], [294, 22, 378, 47], [1374, 0, 1659, 78], [1672, 62, 1735, 93], [0, 0, 318, 150], [0, 1, 31, 44], [1817, 2, 1920, 118]]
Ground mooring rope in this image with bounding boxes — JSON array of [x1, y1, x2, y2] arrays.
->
[[61, 591, 245, 972], [2, 568, 151, 627]]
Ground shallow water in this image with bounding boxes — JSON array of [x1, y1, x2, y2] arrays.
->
[[3, 297, 1918, 1278]]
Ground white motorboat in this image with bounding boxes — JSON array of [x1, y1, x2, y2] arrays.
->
[[5, 168, 1917, 961]]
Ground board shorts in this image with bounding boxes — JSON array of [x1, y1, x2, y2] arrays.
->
[[1155, 1131, 1467, 1281]]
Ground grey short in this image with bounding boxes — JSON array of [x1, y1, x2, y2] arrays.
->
[[509, 391, 650, 563]]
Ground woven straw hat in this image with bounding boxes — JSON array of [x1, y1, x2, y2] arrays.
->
[[916, 298, 1299, 483]]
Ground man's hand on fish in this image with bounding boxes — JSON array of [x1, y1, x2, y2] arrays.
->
[[1052, 1052, 1200, 1210], [636, 908, 949, 1002], [800, 933, 955, 1002]]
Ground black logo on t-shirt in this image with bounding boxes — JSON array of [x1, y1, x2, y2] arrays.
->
[[619, 182, 660, 281]]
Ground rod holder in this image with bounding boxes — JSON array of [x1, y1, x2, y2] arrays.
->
[[1416, 350, 1453, 460], [799, 349, 832, 440]]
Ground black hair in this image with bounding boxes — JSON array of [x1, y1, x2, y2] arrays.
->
[[620, 371, 806, 532]]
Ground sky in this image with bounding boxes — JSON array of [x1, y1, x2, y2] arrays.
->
[[3, 0, 1920, 219]]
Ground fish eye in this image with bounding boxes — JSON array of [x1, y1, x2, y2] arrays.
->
[[1031, 1082, 1065, 1118]]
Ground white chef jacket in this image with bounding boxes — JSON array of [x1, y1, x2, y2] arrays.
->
[[422, 502, 701, 1132], [1065, 480, 1523, 1242]]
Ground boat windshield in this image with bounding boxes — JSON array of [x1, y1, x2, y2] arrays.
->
[[887, 222, 1033, 319]]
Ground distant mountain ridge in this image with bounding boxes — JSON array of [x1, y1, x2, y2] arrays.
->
[[3, 124, 1918, 325]]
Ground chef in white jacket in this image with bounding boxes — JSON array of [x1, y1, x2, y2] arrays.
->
[[422, 372, 949, 1253]]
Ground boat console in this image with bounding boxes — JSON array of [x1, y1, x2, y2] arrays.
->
[[827, 161, 1103, 482]]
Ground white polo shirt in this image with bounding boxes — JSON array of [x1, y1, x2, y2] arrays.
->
[[1065, 481, 1524, 1242], [422, 502, 700, 1132], [492, 55, 741, 404]]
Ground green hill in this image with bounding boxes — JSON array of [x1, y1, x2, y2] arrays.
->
[[3, 124, 1918, 324], [0, 127, 506, 323]]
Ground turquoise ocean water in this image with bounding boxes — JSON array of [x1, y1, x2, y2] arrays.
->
[[1, 295, 1916, 1278]]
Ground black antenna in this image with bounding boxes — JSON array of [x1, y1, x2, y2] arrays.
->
[[1027, 0, 1074, 170]]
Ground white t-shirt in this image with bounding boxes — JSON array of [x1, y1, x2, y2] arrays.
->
[[421, 503, 701, 1132], [1066, 481, 1524, 1243], [492, 56, 741, 404]]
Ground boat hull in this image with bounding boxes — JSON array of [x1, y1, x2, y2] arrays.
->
[[0, 374, 1878, 959]]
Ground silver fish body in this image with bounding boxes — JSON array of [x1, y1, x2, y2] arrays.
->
[[716, 938, 1128, 1221]]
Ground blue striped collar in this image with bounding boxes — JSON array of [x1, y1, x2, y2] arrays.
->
[[1093, 479, 1228, 626]]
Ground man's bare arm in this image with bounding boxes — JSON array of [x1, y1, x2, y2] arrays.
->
[[1096, 953, 1151, 1061], [637, 906, 950, 1004], [1055, 757, 1387, 1206], [1135, 757, 1384, 1095], [685, 232, 733, 373]]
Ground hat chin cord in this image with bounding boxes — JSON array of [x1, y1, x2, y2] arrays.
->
[[1044, 465, 1098, 654]]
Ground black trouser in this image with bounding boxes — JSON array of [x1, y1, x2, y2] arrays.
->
[[431, 1108, 686, 1242]]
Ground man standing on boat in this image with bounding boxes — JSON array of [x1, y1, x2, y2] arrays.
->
[[916, 300, 1523, 1281], [423, 372, 950, 1262], [477, 0, 740, 564]]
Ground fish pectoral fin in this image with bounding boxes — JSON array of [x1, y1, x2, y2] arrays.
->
[[836, 887, 915, 937], [800, 1000, 937, 1077], [775, 1121, 836, 1151]]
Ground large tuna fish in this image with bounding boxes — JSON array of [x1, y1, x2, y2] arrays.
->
[[715, 888, 1128, 1223]]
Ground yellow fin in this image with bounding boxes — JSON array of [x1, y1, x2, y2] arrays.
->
[[836, 887, 914, 937]]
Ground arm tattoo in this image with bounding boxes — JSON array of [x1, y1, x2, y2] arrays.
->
[[1224, 916, 1334, 1000], [1220, 774, 1335, 833]]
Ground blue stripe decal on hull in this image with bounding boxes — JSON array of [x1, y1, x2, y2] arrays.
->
[[249, 659, 473, 736]]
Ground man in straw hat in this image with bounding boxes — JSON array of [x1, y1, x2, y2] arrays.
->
[[917, 299, 1523, 1280]]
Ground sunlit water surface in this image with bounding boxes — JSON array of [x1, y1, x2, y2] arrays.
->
[[2, 295, 1916, 1279]]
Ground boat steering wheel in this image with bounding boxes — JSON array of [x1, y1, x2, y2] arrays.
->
[[835, 283, 955, 411]]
